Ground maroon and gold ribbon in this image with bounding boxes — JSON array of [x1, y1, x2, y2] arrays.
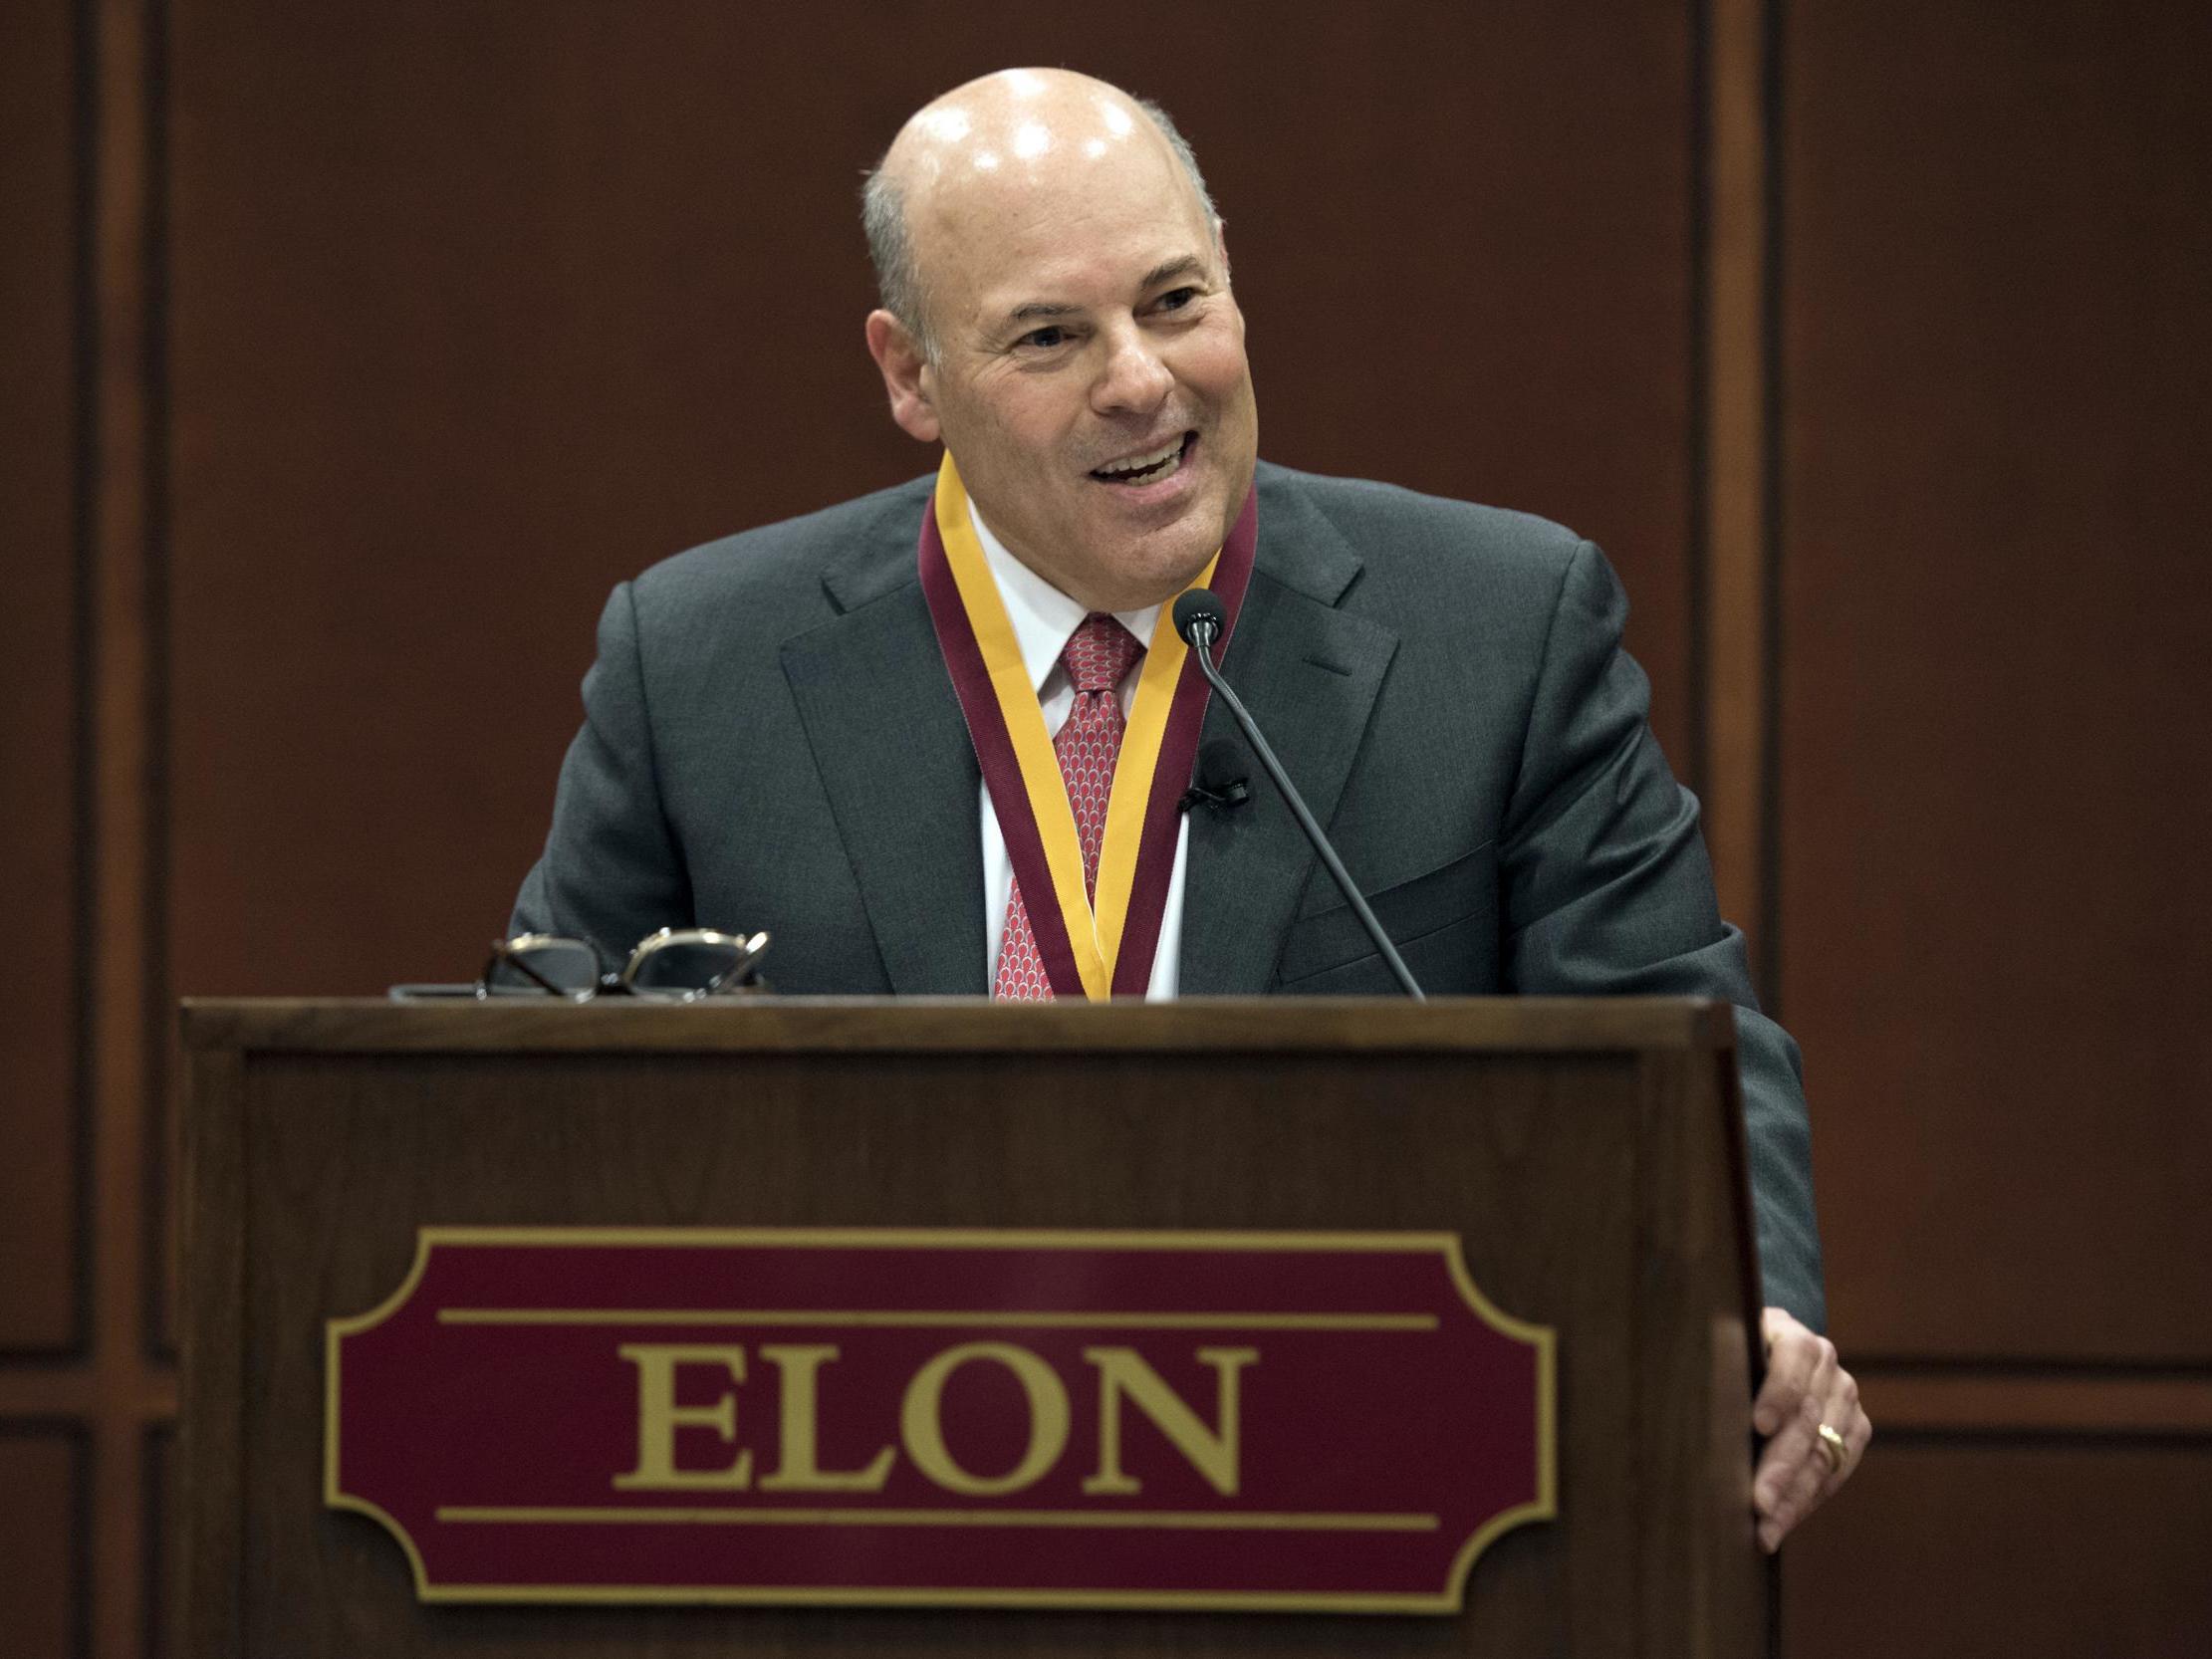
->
[[918, 454, 1257, 999]]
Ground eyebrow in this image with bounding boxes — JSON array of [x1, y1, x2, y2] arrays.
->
[[998, 258, 1211, 329], [1137, 256, 1207, 292]]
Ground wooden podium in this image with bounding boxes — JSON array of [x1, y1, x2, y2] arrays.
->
[[178, 997, 1770, 1657]]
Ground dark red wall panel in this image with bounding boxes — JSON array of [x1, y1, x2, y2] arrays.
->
[[0, 1429, 86, 1656], [1786, 1442, 2212, 1659], [1778, 0, 2212, 1363], [0, 0, 86, 1354]]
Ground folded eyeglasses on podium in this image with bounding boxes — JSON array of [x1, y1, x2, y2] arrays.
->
[[479, 928, 771, 1001], [384, 928, 770, 1002]]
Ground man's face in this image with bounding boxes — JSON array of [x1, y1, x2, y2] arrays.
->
[[878, 107, 1259, 611]]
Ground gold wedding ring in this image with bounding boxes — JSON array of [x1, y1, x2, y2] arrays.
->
[[1816, 1422, 1847, 1475]]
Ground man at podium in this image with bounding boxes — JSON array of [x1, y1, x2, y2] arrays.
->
[[508, 66, 1867, 1549]]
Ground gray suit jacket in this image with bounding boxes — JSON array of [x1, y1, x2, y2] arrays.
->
[[512, 462, 1825, 1325]]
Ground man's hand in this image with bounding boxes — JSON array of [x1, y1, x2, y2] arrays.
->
[[1752, 1306, 1869, 1551]]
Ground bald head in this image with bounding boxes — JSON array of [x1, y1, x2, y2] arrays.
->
[[862, 70, 1219, 357], [858, 68, 1257, 612]]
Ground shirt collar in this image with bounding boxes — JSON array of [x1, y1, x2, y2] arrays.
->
[[969, 504, 1161, 695]]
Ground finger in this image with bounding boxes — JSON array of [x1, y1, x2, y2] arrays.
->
[[1801, 1364, 1865, 1488], [1848, 1399, 1873, 1464], [1827, 1370, 1871, 1478], [1752, 1314, 1825, 1438], [1760, 1360, 1862, 1550], [1754, 1339, 1839, 1518], [1756, 1386, 1833, 1528]]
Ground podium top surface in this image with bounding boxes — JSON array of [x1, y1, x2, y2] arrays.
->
[[179, 996, 1735, 1057]]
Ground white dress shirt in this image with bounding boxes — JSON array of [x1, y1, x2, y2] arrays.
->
[[970, 507, 1189, 999]]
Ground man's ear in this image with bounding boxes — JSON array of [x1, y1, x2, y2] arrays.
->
[[865, 310, 941, 443]]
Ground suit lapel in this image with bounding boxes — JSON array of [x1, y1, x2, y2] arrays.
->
[[1179, 475, 1397, 995], [781, 500, 988, 994]]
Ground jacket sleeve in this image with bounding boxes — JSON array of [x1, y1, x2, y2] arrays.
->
[[508, 581, 695, 960], [1498, 539, 1826, 1328]]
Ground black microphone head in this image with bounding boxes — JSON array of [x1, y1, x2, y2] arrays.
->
[[1173, 588, 1226, 647]]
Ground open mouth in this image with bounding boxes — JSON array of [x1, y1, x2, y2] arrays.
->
[[1091, 431, 1195, 486]]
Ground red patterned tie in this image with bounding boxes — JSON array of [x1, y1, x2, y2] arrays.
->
[[994, 613, 1145, 1000]]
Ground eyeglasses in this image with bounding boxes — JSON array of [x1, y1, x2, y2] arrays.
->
[[479, 928, 770, 1003]]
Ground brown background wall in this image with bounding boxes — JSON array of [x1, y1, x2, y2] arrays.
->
[[2, 0, 2206, 1654]]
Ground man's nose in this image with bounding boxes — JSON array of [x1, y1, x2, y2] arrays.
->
[[1091, 325, 1173, 415]]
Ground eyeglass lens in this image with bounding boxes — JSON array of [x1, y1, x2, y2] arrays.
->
[[486, 938, 602, 994], [628, 938, 751, 997]]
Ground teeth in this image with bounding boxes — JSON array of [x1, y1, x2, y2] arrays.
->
[[1095, 438, 1182, 480]]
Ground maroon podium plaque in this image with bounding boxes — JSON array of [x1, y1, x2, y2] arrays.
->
[[327, 1227, 1554, 1612]]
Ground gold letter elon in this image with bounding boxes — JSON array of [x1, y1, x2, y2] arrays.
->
[[613, 1343, 754, 1491]]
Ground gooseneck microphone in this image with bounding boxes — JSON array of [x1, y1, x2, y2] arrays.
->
[[1173, 590, 1425, 1001]]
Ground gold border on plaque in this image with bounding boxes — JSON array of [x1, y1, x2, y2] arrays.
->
[[324, 1232, 437, 1595], [325, 1227, 1557, 1614]]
